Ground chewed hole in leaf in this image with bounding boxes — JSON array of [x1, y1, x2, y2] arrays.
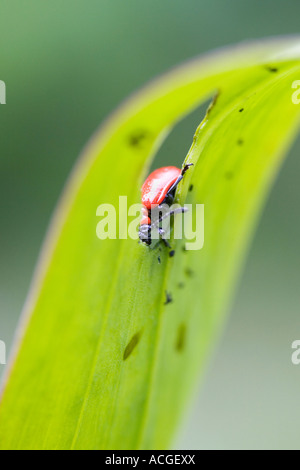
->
[[149, 101, 209, 171]]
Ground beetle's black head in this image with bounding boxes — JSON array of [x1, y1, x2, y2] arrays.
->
[[139, 224, 152, 246]]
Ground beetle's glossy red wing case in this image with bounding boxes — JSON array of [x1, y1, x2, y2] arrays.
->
[[141, 166, 181, 209]]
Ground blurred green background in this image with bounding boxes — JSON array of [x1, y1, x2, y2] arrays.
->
[[0, 0, 300, 450]]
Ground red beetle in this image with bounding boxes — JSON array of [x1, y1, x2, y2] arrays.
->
[[139, 164, 192, 246]]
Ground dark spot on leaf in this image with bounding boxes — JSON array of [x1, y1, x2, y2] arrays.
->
[[225, 171, 234, 180], [184, 267, 195, 278], [169, 250, 175, 258], [237, 138, 244, 146], [164, 291, 173, 305], [175, 323, 186, 352], [189, 184, 194, 192], [266, 66, 278, 73], [128, 130, 149, 147], [123, 331, 142, 360], [239, 108, 244, 113], [177, 282, 185, 289], [182, 246, 187, 253], [158, 255, 161, 264]]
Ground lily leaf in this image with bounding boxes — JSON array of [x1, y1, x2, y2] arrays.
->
[[0, 37, 300, 450]]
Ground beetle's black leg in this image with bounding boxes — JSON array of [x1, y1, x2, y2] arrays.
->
[[158, 227, 171, 248], [161, 237, 171, 249], [166, 175, 183, 197], [158, 207, 188, 224], [151, 207, 189, 250]]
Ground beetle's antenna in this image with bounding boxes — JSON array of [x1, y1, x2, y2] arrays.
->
[[181, 163, 193, 176], [151, 207, 188, 229], [166, 163, 193, 195]]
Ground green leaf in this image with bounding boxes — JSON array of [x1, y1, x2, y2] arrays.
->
[[1, 37, 300, 450]]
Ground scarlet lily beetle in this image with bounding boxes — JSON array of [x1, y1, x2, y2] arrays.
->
[[139, 164, 192, 246]]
